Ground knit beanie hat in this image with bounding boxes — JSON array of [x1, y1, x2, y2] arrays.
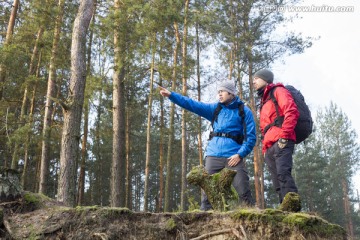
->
[[254, 69, 274, 83], [218, 80, 236, 95]]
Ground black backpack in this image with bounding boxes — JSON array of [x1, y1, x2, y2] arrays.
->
[[209, 103, 247, 144], [264, 85, 313, 144]]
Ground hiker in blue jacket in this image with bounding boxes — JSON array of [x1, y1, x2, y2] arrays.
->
[[159, 81, 256, 210]]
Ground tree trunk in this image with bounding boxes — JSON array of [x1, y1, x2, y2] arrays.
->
[[10, 1, 29, 169], [0, 0, 20, 100], [144, 45, 156, 212], [22, 28, 44, 189], [180, 0, 190, 212], [111, 0, 127, 207], [57, 0, 94, 206], [187, 166, 238, 212], [77, 1, 96, 206], [93, 80, 104, 205], [39, 0, 65, 195], [125, 105, 132, 209], [341, 178, 354, 239], [77, 100, 88, 206], [248, 60, 264, 209], [164, 22, 180, 212], [195, 21, 203, 166], [158, 76, 165, 212]]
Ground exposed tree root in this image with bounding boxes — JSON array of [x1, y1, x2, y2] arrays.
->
[[190, 227, 247, 240], [93, 232, 109, 240]]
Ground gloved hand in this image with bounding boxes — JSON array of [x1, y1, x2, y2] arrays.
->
[[278, 138, 288, 149]]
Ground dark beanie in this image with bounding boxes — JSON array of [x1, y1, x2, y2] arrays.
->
[[254, 69, 274, 83]]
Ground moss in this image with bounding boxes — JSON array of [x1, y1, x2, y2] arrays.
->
[[75, 205, 100, 212], [279, 192, 301, 212], [97, 207, 132, 218], [22, 192, 66, 213], [23, 192, 52, 208], [187, 196, 200, 211], [187, 166, 239, 211], [282, 213, 346, 237], [231, 208, 346, 239], [231, 208, 262, 221], [211, 171, 220, 182], [165, 218, 177, 232]]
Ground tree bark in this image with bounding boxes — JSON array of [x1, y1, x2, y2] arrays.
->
[[243, 6, 265, 206], [125, 105, 132, 209], [158, 75, 165, 212], [39, 0, 65, 195], [180, 0, 190, 212], [110, 0, 127, 207], [9, 0, 25, 169], [195, 21, 203, 166], [57, 0, 94, 206], [144, 44, 156, 212], [0, 0, 20, 100], [77, 0, 96, 206], [248, 61, 264, 209], [342, 178, 354, 239], [21, 28, 44, 189], [164, 22, 180, 212]]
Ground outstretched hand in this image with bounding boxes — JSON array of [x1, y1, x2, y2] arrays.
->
[[159, 86, 171, 97]]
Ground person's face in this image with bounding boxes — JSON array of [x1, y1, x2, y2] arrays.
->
[[253, 77, 268, 91], [218, 90, 234, 104]]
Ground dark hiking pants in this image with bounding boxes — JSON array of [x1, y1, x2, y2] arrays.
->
[[200, 156, 254, 211], [264, 140, 298, 203]]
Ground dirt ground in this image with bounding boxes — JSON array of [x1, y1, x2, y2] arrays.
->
[[0, 192, 348, 240]]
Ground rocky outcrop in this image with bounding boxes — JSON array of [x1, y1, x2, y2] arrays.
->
[[0, 168, 23, 202]]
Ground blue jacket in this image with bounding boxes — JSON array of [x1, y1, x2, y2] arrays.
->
[[169, 92, 256, 158]]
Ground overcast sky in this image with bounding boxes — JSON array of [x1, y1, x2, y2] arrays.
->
[[271, 0, 360, 194]]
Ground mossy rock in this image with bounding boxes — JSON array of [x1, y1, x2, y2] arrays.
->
[[186, 165, 238, 211], [0, 168, 23, 202], [231, 208, 346, 239], [279, 192, 301, 212]]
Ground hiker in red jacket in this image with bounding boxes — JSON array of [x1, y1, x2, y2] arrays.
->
[[253, 69, 300, 205]]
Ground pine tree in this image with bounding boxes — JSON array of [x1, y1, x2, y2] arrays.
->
[[57, 0, 95, 206], [293, 134, 329, 212], [316, 102, 360, 238]]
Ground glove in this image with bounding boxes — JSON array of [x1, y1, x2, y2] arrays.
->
[[278, 138, 288, 149]]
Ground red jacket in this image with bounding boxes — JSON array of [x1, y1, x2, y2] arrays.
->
[[260, 83, 299, 153]]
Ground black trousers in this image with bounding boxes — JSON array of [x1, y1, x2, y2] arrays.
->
[[200, 156, 254, 211], [264, 140, 298, 203]]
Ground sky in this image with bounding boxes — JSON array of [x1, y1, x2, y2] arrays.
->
[[271, 0, 360, 195]]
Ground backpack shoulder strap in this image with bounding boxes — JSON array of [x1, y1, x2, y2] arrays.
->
[[269, 87, 281, 117], [238, 103, 247, 140], [211, 103, 222, 129], [263, 86, 284, 135]]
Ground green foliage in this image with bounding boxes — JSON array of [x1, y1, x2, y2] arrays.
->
[[292, 102, 360, 235]]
